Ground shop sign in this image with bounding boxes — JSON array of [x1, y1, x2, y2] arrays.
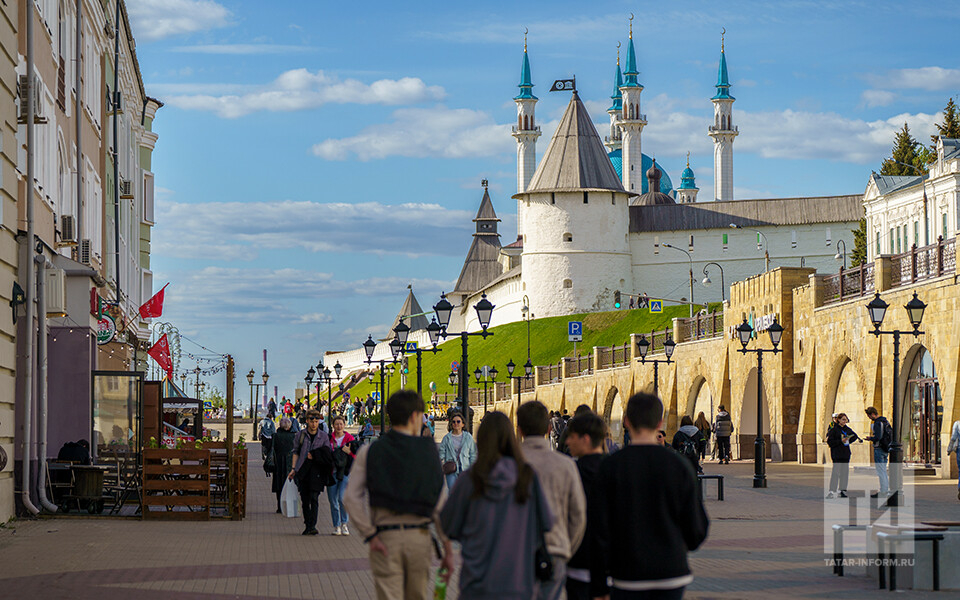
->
[[97, 314, 117, 345]]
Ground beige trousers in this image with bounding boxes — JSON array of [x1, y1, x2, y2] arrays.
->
[[369, 527, 434, 600]]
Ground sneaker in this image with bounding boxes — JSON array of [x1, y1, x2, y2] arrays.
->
[[870, 492, 879, 498], [341, 524, 350, 536], [839, 491, 848, 498], [825, 492, 836, 499], [308, 529, 319, 536], [333, 525, 342, 536]]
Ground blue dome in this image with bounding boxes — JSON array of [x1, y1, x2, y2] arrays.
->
[[607, 150, 674, 194], [679, 165, 696, 190]]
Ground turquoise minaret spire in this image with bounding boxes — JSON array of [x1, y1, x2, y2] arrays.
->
[[609, 47, 623, 111], [515, 33, 537, 100], [709, 29, 738, 201], [622, 17, 641, 88], [605, 44, 623, 152], [513, 29, 541, 218], [712, 32, 734, 100], [618, 15, 646, 192]]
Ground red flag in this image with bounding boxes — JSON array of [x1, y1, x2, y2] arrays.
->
[[139, 283, 168, 320], [148, 334, 174, 379]]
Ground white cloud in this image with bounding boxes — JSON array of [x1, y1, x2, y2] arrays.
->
[[870, 67, 960, 91], [171, 44, 318, 55], [312, 106, 512, 161], [153, 199, 474, 260], [860, 90, 897, 108], [161, 69, 445, 118], [295, 313, 334, 324], [127, 0, 231, 42], [421, 15, 623, 44]]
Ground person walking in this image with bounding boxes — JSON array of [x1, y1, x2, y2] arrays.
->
[[693, 412, 711, 461], [713, 405, 733, 464], [557, 404, 592, 455], [343, 391, 454, 600], [258, 413, 276, 459], [864, 407, 892, 499], [599, 393, 709, 599], [267, 397, 277, 420], [438, 411, 478, 490], [272, 417, 296, 513], [948, 418, 960, 501], [289, 409, 334, 535], [563, 412, 610, 600], [328, 415, 356, 535], [672, 416, 706, 475], [517, 400, 587, 600], [440, 411, 553, 600], [825, 413, 860, 499]]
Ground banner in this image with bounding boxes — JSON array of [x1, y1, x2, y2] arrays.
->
[[148, 334, 174, 379], [139, 283, 169, 320]]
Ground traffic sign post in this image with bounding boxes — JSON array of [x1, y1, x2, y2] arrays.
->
[[569, 321, 583, 356], [650, 300, 663, 313]]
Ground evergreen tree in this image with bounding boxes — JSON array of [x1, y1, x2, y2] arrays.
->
[[931, 97, 960, 148], [880, 123, 924, 175], [850, 218, 867, 267]]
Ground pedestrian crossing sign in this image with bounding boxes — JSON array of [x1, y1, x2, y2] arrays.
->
[[405, 341, 418, 353], [650, 300, 663, 313]]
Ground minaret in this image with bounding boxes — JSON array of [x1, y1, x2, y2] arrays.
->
[[709, 31, 738, 201], [604, 44, 623, 153], [676, 152, 699, 203], [512, 31, 541, 240], [618, 16, 646, 193]]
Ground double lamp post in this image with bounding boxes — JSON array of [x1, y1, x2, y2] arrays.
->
[[636, 334, 676, 398], [246, 369, 268, 428]]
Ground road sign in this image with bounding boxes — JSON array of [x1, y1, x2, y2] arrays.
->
[[568, 321, 583, 342], [650, 300, 663, 313], [405, 341, 418, 353], [451, 361, 459, 372]]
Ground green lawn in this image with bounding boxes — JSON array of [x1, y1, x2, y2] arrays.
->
[[339, 304, 718, 402]]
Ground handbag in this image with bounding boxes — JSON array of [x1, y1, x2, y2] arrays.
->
[[263, 451, 276, 474], [532, 476, 554, 581], [442, 461, 457, 475]]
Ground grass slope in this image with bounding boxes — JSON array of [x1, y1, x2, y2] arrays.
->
[[340, 304, 716, 402]]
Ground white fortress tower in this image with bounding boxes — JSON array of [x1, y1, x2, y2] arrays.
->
[[618, 19, 647, 193], [709, 35, 738, 201], [517, 91, 634, 318], [604, 46, 623, 153], [512, 36, 541, 240]]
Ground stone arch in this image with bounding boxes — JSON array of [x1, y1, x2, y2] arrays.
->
[[688, 376, 714, 422], [601, 386, 625, 444], [899, 343, 944, 465], [738, 367, 771, 459], [823, 355, 870, 462]]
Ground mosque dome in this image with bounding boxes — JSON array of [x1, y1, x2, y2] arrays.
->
[[606, 149, 674, 194]]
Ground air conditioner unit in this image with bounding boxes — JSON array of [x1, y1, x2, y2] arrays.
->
[[79, 239, 92, 265], [119, 179, 134, 199], [44, 268, 67, 317], [59, 215, 77, 246], [17, 74, 47, 124]]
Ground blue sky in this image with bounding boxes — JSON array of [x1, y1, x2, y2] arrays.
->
[[129, 0, 960, 396]]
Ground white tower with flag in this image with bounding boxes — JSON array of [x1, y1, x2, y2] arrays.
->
[[512, 32, 541, 240], [709, 32, 738, 201]]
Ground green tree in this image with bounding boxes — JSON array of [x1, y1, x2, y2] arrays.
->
[[930, 97, 960, 149], [850, 217, 867, 267], [880, 123, 925, 175], [205, 386, 226, 409]]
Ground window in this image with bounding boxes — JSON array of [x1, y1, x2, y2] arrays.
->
[[563, 233, 573, 243], [550, 193, 555, 205], [943, 213, 948, 240], [896, 226, 901, 254], [688, 235, 694, 251], [143, 172, 155, 224], [876, 231, 881, 256], [562, 279, 572, 289], [914, 221, 919, 247], [583, 192, 588, 204], [889, 228, 895, 254], [791, 230, 797, 249], [722, 233, 728, 251], [825, 227, 832, 246], [653, 236, 660, 255]]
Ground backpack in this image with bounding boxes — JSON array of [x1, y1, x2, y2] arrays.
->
[[678, 432, 700, 464]]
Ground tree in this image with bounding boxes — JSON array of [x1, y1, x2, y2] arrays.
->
[[880, 123, 925, 176], [930, 97, 960, 149], [850, 218, 867, 267]]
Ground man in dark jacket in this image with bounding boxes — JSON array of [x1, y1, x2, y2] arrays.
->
[[600, 392, 708, 598], [713, 406, 733, 464], [864, 407, 891, 499], [564, 412, 609, 600]]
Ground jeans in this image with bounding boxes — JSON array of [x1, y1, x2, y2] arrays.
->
[[300, 488, 321, 531], [611, 588, 685, 600], [536, 557, 568, 600], [873, 447, 889, 494], [327, 475, 349, 527], [445, 471, 460, 491], [956, 453, 959, 490], [716, 436, 731, 461]]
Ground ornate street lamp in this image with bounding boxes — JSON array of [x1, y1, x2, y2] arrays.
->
[[361, 334, 402, 435], [736, 316, 784, 489], [637, 334, 676, 399]]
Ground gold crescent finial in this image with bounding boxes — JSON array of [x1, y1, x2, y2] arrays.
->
[[617, 41, 621, 65], [721, 27, 725, 52], [686, 151, 690, 167], [524, 27, 528, 51], [629, 13, 634, 39]]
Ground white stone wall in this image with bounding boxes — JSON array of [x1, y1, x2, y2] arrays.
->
[[521, 191, 633, 317]]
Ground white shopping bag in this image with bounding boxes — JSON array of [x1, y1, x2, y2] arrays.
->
[[281, 479, 300, 518]]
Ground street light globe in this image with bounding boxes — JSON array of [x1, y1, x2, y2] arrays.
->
[[636, 335, 650, 359], [474, 293, 495, 330], [262, 372, 269, 384], [664, 337, 676, 359], [834, 252, 842, 261], [246, 369, 255, 385], [389, 337, 402, 360], [506, 359, 516, 377], [433, 294, 454, 329], [767, 318, 784, 348], [426, 318, 442, 347], [702, 276, 712, 287], [736, 319, 754, 348], [333, 361, 342, 378], [474, 367, 482, 383], [447, 372, 456, 385], [363, 335, 377, 361], [865, 293, 888, 330], [394, 319, 411, 346], [904, 292, 926, 330], [524, 359, 533, 377], [490, 366, 498, 381]]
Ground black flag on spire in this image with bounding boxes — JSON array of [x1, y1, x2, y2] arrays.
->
[[550, 78, 576, 92]]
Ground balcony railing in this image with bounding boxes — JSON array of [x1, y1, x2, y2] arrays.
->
[[823, 262, 875, 305], [564, 355, 593, 377], [537, 363, 562, 386], [708, 125, 739, 134], [891, 236, 956, 288], [519, 375, 534, 393], [511, 125, 542, 134], [677, 312, 724, 341]]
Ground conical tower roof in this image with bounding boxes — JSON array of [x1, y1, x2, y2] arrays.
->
[[455, 186, 503, 293], [389, 286, 429, 336], [712, 48, 734, 100], [521, 92, 625, 194]]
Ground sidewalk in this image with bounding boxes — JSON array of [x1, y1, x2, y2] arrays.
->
[[0, 447, 957, 599]]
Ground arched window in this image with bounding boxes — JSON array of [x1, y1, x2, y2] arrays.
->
[[518, 115, 523, 129], [563, 279, 573, 289], [563, 233, 573, 242]]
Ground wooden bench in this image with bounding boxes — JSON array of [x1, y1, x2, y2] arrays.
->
[[698, 474, 724, 501]]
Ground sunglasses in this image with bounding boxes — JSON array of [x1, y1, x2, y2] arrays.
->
[[451, 420, 463, 424], [307, 417, 320, 421]]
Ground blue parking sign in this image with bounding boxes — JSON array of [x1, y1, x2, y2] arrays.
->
[[568, 321, 583, 342]]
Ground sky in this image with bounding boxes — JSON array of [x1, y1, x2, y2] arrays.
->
[[128, 0, 960, 396]]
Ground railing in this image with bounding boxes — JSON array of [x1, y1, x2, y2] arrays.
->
[[677, 312, 725, 341], [823, 262, 875, 305], [519, 375, 534, 393], [636, 328, 673, 355], [891, 237, 956, 288], [537, 363, 562, 386], [494, 381, 508, 402], [564, 355, 593, 377]]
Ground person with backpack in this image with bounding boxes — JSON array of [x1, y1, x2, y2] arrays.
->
[[864, 407, 892, 499], [289, 409, 335, 535], [713, 406, 733, 464], [694, 412, 712, 461], [673, 416, 706, 475]]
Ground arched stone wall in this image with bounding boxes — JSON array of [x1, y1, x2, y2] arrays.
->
[[601, 386, 625, 444], [738, 367, 771, 459]]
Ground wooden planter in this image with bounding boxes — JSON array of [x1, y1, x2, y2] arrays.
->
[[231, 448, 247, 520], [142, 448, 211, 520]]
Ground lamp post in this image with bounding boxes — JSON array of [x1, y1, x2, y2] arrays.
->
[[662, 243, 695, 318], [521, 295, 533, 362], [433, 292, 495, 433], [866, 291, 926, 506], [363, 334, 403, 435], [701, 262, 726, 303], [394, 317, 444, 399], [636, 335, 676, 398], [193, 366, 202, 398], [505, 358, 534, 398], [248, 368, 267, 430], [473, 366, 498, 419], [730, 223, 770, 272], [247, 369, 255, 425], [835, 239, 847, 270], [735, 316, 784, 489]]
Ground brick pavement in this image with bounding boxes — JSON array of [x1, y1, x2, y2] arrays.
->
[[0, 444, 958, 599]]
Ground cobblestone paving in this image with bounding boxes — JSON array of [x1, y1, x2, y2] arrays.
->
[[1, 445, 958, 599]]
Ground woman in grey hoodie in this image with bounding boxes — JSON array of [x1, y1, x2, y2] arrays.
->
[[440, 411, 553, 600]]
